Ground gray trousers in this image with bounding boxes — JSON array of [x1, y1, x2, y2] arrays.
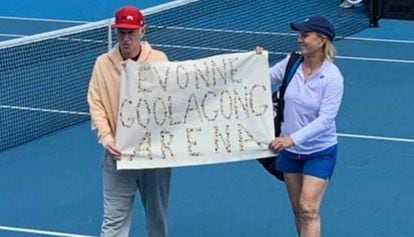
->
[[101, 154, 171, 237]]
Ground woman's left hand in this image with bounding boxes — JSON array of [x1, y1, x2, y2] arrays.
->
[[268, 136, 294, 152]]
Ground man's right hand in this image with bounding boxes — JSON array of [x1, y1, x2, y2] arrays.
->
[[255, 46, 264, 54], [105, 142, 121, 160]]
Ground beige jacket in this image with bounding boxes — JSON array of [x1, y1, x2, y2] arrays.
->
[[87, 42, 168, 146]]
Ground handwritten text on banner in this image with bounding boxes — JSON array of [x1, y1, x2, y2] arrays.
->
[[116, 52, 274, 169]]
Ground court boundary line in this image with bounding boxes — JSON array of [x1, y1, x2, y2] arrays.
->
[[335, 55, 414, 64], [0, 105, 89, 116], [148, 25, 414, 44], [0, 0, 202, 26], [342, 36, 414, 44], [0, 16, 90, 24], [337, 133, 414, 143], [0, 0, 201, 50], [2, 32, 413, 63], [2, 19, 414, 45], [0, 33, 25, 38], [2, 105, 413, 143], [148, 25, 296, 37], [150, 43, 414, 64], [0, 225, 96, 237]]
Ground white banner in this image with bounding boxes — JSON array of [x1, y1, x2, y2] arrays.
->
[[116, 51, 274, 169]]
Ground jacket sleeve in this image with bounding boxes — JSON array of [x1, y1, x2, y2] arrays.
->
[[87, 58, 115, 146], [269, 55, 290, 89], [290, 73, 344, 145]]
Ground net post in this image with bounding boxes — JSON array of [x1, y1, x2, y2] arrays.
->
[[107, 19, 113, 51], [369, 0, 380, 27]]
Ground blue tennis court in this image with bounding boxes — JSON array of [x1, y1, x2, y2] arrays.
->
[[1, 0, 414, 236]]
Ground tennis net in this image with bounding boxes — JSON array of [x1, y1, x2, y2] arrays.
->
[[0, 0, 372, 151]]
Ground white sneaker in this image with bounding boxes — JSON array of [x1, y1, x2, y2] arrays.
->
[[339, 1, 353, 8]]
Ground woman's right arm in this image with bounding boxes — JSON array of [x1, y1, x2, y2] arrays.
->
[[269, 55, 291, 89]]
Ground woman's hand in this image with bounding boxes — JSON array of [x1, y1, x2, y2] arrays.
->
[[268, 136, 294, 152]]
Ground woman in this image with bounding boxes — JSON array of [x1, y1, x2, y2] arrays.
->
[[267, 16, 344, 237]]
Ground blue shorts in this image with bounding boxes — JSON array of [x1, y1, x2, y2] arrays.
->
[[276, 144, 337, 180]]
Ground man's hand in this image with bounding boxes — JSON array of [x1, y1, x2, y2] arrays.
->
[[105, 142, 122, 160], [268, 136, 294, 152], [255, 46, 264, 54]]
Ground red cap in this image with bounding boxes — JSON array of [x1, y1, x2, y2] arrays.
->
[[112, 6, 145, 29]]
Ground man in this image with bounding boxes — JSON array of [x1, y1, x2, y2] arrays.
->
[[87, 6, 171, 237]]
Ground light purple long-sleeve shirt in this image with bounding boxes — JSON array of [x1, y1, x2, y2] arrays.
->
[[269, 55, 344, 154]]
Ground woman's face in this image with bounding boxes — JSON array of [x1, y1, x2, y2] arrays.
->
[[297, 32, 325, 56]]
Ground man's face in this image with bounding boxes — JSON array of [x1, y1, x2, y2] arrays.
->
[[117, 28, 145, 58]]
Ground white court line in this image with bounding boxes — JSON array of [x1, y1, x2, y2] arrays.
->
[[337, 133, 414, 143], [0, 16, 90, 24], [0, 0, 201, 26], [148, 25, 296, 37], [148, 25, 414, 44], [6, 21, 409, 44], [1, 18, 414, 44], [1, 32, 413, 63], [0, 225, 96, 237], [336, 55, 414, 64], [0, 33, 107, 43], [342, 36, 414, 44], [0, 105, 89, 116], [2, 104, 414, 143], [152, 43, 254, 53], [151, 43, 414, 64], [0, 33, 26, 38]]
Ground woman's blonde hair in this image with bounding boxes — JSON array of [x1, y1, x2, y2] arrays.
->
[[324, 38, 336, 61], [315, 33, 336, 61]]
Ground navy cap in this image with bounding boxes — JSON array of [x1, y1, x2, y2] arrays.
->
[[290, 16, 335, 41]]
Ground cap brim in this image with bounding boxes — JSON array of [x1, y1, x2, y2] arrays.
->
[[111, 23, 141, 29], [290, 23, 312, 33]]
